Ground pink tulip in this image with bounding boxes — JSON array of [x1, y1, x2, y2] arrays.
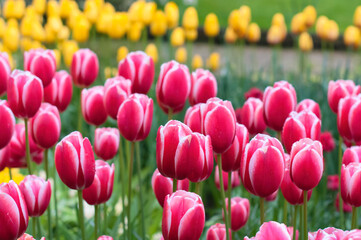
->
[[83, 160, 115, 205], [103, 76, 131, 120], [30, 103, 61, 149], [253, 221, 293, 239], [309, 228, 347, 240], [263, 81, 297, 131], [348, 96, 361, 142], [162, 190, 205, 240], [320, 131, 335, 152], [244, 87, 263, 100], [337, 95, 360, 142], [214, 167, 241, 191], [151, 168, 190, 207], [0, 181, 29, 240], [335, 192, 352, 213], [24, 49, 56, 87], [44, 70, 73, 112], [81, 86, 107, 126], [290, 138, 323, 191], [0, 52, 11, 96], [281, 110, 321, 153], [265, 190, 278, 202], [156, 60, 191, 114], [327, 175, 339, 191], [341, 162, 361, 207], [296, 99, 321, 119], [206, 223, 231, 240], [19, 175, 51, 217], [343, 146, 361, 166], [240, 134, 285, 197], [184, 103, 205, 134], [343, 230, 361, 239], [0, 100, 15, 149], [328, 80, 360, 113], [7, 70, 44, 119], [94, 128, 119, 160], [98, 236, 113, 240], [17, 234, 45, 240], [71, 49, 99, 87], [225, 197, 250, 231], [55, 131, 95, 190], [0, 145, 10, 171], [235, 107, 242, 123], [117, 93, 153, 142], [118, 51, 154, 94], [189, 68, 217, 105], [240, 98, 267, 135]]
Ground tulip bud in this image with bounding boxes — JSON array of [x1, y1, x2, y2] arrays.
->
[[0, 100, 15, 149], [145, 43, 158, 63], [344, 26, 361, 49], [98, 236, 113, 240], [272, 13, 286, 28], [151, 168, 189, 207], [192, 54, 203, 70], [291, 13, 306, 35], [354, 6, 361, 28], [94, 128, 119, 161], [19, 175, 51, 217], [325, 20, 339, 42], [290, 138, 323, 191], [189, 69, 217, 105], [117, 46, 128, 63], [127, 22, 143, 42], [156, 60, 191, 114], [7, 70, 44, 119], [184, 103, 205, 134], [83, 160, 114, 205], [224, 27, 237, 44], [263, 81, 297, 131], [108, 12, 128, 39], [267, 25, 285, 45], [0, 181, 29, 239], [225, 197, 250, 231], [0, 53, 11, 96], [343, 146, 361, 167], [204, 13, 219, 37], [299, 32, 313, 52], [62, 40, 79, 67], [81, 86, 107, 126], [246, 23, 261, 43], [327, 175, 339, 190], [348, 94, 361, 142], [341, 162, 361, 207], [0, 144, 10, 172], [206, 223, 231, 240], [182, 7, 198, 30], [244, 88, 263, 100], [214, 167, 241, 191], [55, 131, 95, 190], [251, 221, 294, 239], [150, 10, 167, 37], [320, 131, 336, 152], [336, 192, 353, 213], [316, 16, 329, 40], [71, 49, 99, 88], [207, 52, 220, 71], [296, 99, 321, 119], [118, 51, 155, 94], [164, 1, 179, 29], [117, 93, 153, 142], [303, 5, 317, 27], [162, 190, 205, 240], [337, 95, 360, 142], [175, 47, 187, 64], [240, 97, 267, 135], [185, 28, 198, 41], [328, 80, 360, 113], [170, 27, 185, 47]]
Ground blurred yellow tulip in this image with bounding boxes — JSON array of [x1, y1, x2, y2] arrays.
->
[[291, 13, 306, 35], [299, 32, 313, 52], [60, 0, 78, 19], [102, 2, 115, 14], [33, 0, 46, 14], [145, 43, 158, 63], [32, 21, 46, 42], [20, 16, 33, 37], [21, 37, 33, 51], [0, 18, 6, 38], [127, 22, 143, 42], [192, 54, 203, 69], [108, 12, 129, 39], [84, 0, 99, 24], [354, 6, 361, 28], [142, 2, 156, 25], [47, 0, 60, 17], [67, 9, 82, 29], [0, 168, 25, 185], [94, 0, 104, 9], [164, 1, 179, 29], [224, 27, 237, 44], [239, 5, 251, 24], [325, 20, 339, 42], [267, 25, 284, 45], [61, 40, 79, 67], [246, 23, 261, 43], [204, 13, 220, 37], [4, 25, 20, 52], [96, 11, 113, 34], [185, 28, 197, 41], [150, 10, 167, 37], [228, 10, 241, 30], [175, 47, 187, 64], [182, 7, 198, 30], [14, 0, 25, 19], [170, 27, 185, 47], [272, 13, 285, 26], [104, 67, 113, 79], [4, 0, 25, 19], [228, 9, 248, 38], [117, 46, 128, 63], [207, 52, 220, 71], [316, 16, 328, 39], [53, 49, 61, 68], [128, 0, 145, 23], [47, 16, 63, 33], [57, 25, 70, 41], [45, 24, 57, 43], [344, 25, 361, 49], [303, 5, 317, 27], [73, 19, 90, 43]]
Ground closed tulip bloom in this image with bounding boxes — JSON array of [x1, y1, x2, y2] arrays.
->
[[156, 60, 191, 114], [263, 81, 297, 131], [343, 146, 361, 166], [81, 86, 107, 126], [162, 190, 205, 240], [55, 131, 95, 190], [0, 101, 15, 149], [0, 53, 11, 96], [94, 128, 119, 161], [30, 103, 61, 149], [303, 5, 317, 27], [44, 70, 73, 112], [192, 54, 203, 70], [207, 223, 231, 240], [83, 160, 114, 205], [354, 6, 361, 28], [185, 28, 198, 42], [19, 175, 51, 217], [224, 27, 237, 44], [103, 76, 131, 119], [118, 51, 155, 94], [145, 43, 158, 63], [127, 22, 143, 42], [337, 95, 360, 142], [244, 88, 263, 100], [152, 169, 190, 207], [189, 69, 217, 105], [71, 49, 99, 88], [240, 134, 285, 197], [184, 103, 205, 134], [117, 93, 153, 142], [327, 175, 339, 190], [348, 97, 361, 142], [164, 1, 179, 29], [291, 13, 306, 35], [328, 80, 360, 113], [182, 7, 198, 30], [344, 26, 361, 49], [204, 13, 220, 37], [316, 16, 329, 40], [0, 145, 10, 171], [215, 167, 241, 191], [170, 27, 185, 47], [98, 236, 113, 240], [320, 131, 336, 152], [240, 97, 267, 135], [325, 20, 339, 42], [207, 52, 220, 71], [117, 46, 128, 63], [265, 190, 278, 202], [341, 162, 361, 207], [0, 181, 29, 240], [299, 32, 313, 52], [252, 221, 294, 239], [175, 47, 187, 64], [17, 233, 44, 240], [150, 10, 167, 37], [296, 99, 321, 119], [7, 70, 43, 119], [267, 25, 285, 45], [290, 138, 323, 191], [246, 23, 261, 43], [224, 197, 250, 231]]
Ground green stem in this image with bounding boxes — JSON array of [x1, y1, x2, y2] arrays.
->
[[194, 182, 201, 195], [127, 142, 135, 240], [338, 135, 344, 229], [352, 206, 358, 229], [303, 191, 307, 240], [95, 205, 99, 239], [8, 168, 12, 180], [217, 154, 230, 240], [53, 148, 59, 240], [78, 190, 85, 240], [24, 118, 32, 174], [32, 218, 36, 237], [77, 88, 83, 134], [260, 197, 265, 224], [37, 217, 42, 237], [227, 172, 232, 232], [293, 205, 298, 240], [172, 178, 177, 192], [283, 197, 288, 224], [135, 142, 145, 240], [103, 203, 107, 234], [119, 137, 126, 239], [300, 202, 303, 240], [168, 108, 173, 121], [44, 149, 53, 240]]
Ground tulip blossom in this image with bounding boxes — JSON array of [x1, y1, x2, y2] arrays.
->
[[156, 60, 191, 114], [266, 190, 278, 202], [19, 175, 51, 217], [55, 131, 95, 190], [117, 93, 153, 142], [244, 87, 263, 100], [327, 175, 339, 191], [151, 169, 190, 207], [71, 49, 99, 87], [206, 223, 231, 240], [189, 68, 217, 105], [343, 146, 361, 166], [98, 236, 113, 240], [94, 128, 119, 161], [263, 81, 297, 131], [162, 190, 205, 240], [320, 131, 336, 152], [224, 197, 250, 231], [308, 228, 348, 240], [0, 52, 11, 96], [240, 98, 267, 135], [337, 95, 360, 142], [214, 167, 241, 191], [348, 96, 361, 142], [83, 160, 115, 205], [7, 70, 44, 119], [118, 51, 154, 94], [296, 99, 321, 119], [336, 192, 353, 213], [44, 70, 73, 112], [245, 221, 294, 240], [328, 80, 360, 113], [81, 86, 107, 126], [0, 100, 15, 149], [341, 162, 361, 207], [184, 103, 205, 134], [0, 145, 10, 172]]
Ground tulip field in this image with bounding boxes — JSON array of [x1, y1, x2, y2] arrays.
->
[[3, 0, 361, 240]]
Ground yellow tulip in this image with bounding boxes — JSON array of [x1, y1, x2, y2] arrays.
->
[[47, 16, 63, 33], [192, 54, 203, 70], [303, 5, 317, 27], [60, 0, 78, 19], [94, 0, 104, 10], [67, 9, 82, 29], [145, 43, 158, 63], [45, 23, 57, 43], [239, 5, 251, 24], [127, 22, 143, 42], [344, 25, 361, 49], [84, 0, 99, 24], [4, 25, 19, 52], [61, 40, 79, 67], [21, 37, 33, 51], [228, 9, 241, 31], [47, 0, 60, 17], [175, 47, 187, 64], [128, 0, 145, 23], [33, 0, 46, 14], [207, 52, 220, 71], [7, 18, 18, 28], [0, 18, 6, 38], [53, 49, 61, 68], [246, 23, 261, 43], [3, 0, 16, 19], [299, 32, 313, 52], [20, 16, 33, 37], [228, 9, 248, 38], [0, 168, 25, 185], [164, 1, 179, 29], [102, 2, 115, 14], [108, 12, 129, 39], [236, 18, 249, 38], [182, 7, 198, 30], [291, 13, 306, 35], [32, 21, 46, 42], [224, 27, 237, 44], [185, 28, 197, 41], [204, 13, 220, 38], [170, 27, 185, 47], [73, 17, 90, 42], [325, 20, 339, 42], [96, 11, 113, 34], [30, 40, 45, 50], [117, 46, 129, 63], [142, 2, 156, 26], [150, 10, 167, 37], [316, 16, 328, 39], [354, 6, 361, 28], [104, 67, 112, 79], [14, 0, 26, 19], [272, 13, 285, 27], [267, 25, 284, 45], [56, 25, 70, 42]]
